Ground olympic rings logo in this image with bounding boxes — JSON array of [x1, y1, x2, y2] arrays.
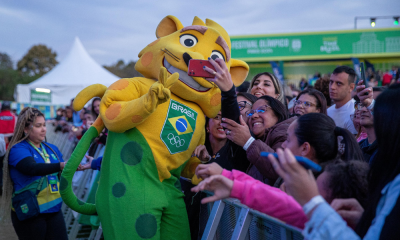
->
[[168, 133, 185, 148]]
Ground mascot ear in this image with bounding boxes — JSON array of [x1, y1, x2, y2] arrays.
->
[[230, 59, 249, 87], [156, 15, 184, 38]]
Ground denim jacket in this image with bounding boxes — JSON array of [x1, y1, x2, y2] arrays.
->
[[303, 173, 400, 239]]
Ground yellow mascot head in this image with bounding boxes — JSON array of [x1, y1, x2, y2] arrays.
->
[[135, 15, 249, 117]]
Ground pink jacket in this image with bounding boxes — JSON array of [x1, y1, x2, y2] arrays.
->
[[222, 169, 307, 229]]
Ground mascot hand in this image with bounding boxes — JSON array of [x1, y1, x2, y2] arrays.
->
[[145, 67, 179, 111]]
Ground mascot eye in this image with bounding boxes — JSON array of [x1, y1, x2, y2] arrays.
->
[[179, 34, 198, 48], [210, 50, 225, 61]]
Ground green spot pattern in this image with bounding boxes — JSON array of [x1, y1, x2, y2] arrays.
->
[[120, 141, 143, 166], [60, 176, 68, 191], [112, 182, 126, 198], [135, 214, 157, 239]]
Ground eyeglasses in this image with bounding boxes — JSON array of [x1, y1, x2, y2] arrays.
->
[[294, 100, 317, 108], [238, 101, 252, 111], [245, 105, 271, 117]]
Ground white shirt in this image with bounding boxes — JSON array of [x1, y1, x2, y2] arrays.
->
[[327, 99, 357, 134]]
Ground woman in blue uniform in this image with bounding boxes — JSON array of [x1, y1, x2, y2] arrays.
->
[[0, 107, 68, 240]]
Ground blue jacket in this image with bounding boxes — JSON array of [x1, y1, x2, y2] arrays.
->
[[303, 173, 400, 239]]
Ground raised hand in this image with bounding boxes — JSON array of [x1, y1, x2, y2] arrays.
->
[[191, 175, 233, 204], [204, 58, 233, 92], [145, 67, 179, 111], [192, 145, 211, 163], [356, 80, 373, 107], [331, 198, 364, 229], [268, 148, 319, 206], [221, 115, 252, 147], [195, 162, 223, 179]]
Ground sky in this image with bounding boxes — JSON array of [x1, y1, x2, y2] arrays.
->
[[1, 0, 399, 67]]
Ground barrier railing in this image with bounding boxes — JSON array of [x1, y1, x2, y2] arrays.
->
[[200, 193, 304, 240]]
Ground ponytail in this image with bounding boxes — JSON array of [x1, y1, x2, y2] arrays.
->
[[295, 113, 363, 163], [0, 107, 44, 223]]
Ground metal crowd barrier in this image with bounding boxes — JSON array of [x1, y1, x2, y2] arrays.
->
[[200, 195, 304, 240]]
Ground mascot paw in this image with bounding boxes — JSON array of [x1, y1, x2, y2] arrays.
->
[[146, 67, 179, 110]]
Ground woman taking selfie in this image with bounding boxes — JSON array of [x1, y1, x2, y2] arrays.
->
[[0, 107, 68, 240]]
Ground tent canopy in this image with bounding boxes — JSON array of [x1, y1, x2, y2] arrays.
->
[[16, 37, 119, 105]]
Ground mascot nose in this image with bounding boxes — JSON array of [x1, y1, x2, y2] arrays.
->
[[183, 53, 192, 67]]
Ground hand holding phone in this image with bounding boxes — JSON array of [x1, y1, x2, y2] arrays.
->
[[188, 59, 216, 78], [260, 152, 322, 172], [360, 63, 369, 96]]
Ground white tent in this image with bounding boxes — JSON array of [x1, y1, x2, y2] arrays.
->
[[15, 37, 119, 105]]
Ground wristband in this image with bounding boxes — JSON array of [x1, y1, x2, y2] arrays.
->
[[302, 195, 325, 215], [243, 137, 255, 151], [367, 99, 375, 110]]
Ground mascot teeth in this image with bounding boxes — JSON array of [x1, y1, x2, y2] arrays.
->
[[163, 58, 210, 92]]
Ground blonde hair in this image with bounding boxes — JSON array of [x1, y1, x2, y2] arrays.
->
[[0, 107, 44, 223], [247, 72, 286, 105]]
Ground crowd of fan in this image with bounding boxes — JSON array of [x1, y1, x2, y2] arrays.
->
[[1, 62, 400, 239]]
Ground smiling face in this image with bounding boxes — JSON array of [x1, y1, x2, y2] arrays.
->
[[248, 99, 279, 139], [294, 93, 320, 115], [25, 116, 46, 144], [250, 74, 278, 98], [134, 16, 249, 118], [207, 112, 226, 141]]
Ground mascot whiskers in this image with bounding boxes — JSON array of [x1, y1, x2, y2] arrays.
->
[[60, 15, 249, 240]]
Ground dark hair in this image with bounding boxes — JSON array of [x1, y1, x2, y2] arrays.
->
[[295, 113, 364, 163], [356, 84, 400, 237], [1, 101, 11, 111], [332, 66, 356, 84], [314, 78, 332, 106], [256, 95, 288, 123], [91, 97, 101, 117], [295, 89, 328, 115], [236, 81, 250, 93], [324, 160, 369, 208], [237, 92, 258, 104]]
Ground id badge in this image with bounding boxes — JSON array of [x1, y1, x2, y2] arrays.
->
[[47, 175, 59, 193]]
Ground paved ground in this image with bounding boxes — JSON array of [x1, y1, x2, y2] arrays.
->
[[0, 222, 17, 240], [0, 195, 17, 240]]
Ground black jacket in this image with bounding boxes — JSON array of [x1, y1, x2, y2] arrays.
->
[[359, 138, 378, 165]]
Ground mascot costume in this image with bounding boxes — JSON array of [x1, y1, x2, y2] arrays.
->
[[60, 15, 249, 239]]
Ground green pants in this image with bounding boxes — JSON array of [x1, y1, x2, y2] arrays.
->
[[95, 128, 190, 240]]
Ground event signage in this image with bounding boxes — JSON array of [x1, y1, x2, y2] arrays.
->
[[231, 28, 400, 61], [30, 89, 52, 103]]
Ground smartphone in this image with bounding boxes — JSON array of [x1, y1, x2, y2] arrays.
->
[[260, 152, 322, 172], [360, 62, 369, 95], [188, 59, 216, 78]]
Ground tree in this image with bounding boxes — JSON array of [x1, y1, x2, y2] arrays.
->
[[103, 60, 142, 78], [17, 44, 58, 76], [0, 52, 13, 69], [0, 52, 39, 101]]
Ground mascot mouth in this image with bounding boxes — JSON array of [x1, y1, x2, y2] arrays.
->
[[163, 58, 210, 92]]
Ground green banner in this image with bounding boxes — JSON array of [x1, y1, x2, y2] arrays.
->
[[30, 89, 52, 103], [231, 28, 400, 61]]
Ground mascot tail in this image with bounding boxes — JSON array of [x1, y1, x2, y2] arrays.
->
[[60, 84, 107, 215]]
